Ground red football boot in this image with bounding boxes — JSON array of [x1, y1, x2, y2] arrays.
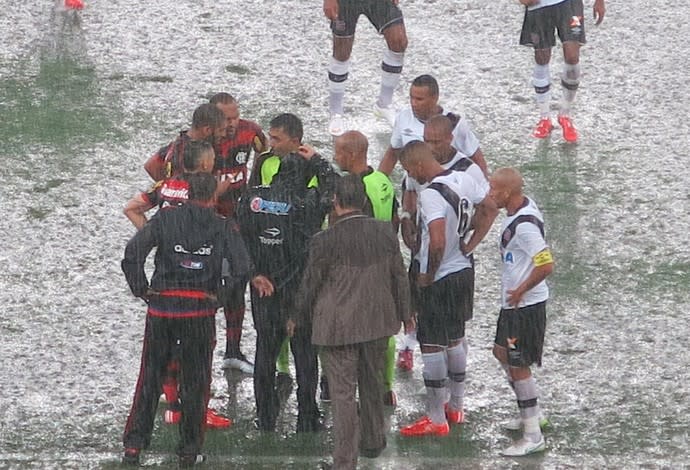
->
[[558, 115, 578, 143], [444, 403, 465, 425], [205, 409, 232, 429], [164, 409, 181, 425], [400, 416, 449, 437], [533, 118, 553, 139], [64, 0, 84, 10]]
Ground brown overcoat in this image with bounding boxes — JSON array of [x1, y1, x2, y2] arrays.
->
[[294, 212, 411, 346]]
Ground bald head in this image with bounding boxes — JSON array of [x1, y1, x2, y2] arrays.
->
[[334, 130, 369, 173], [424, 114, 455, 163], [425, 114, 455, 136], [337, 130, 368, 155], [492, 168, 523, 193], [399, 140, 440, 184], [489, 167, 524, 210], [399, 140, 433, 165]]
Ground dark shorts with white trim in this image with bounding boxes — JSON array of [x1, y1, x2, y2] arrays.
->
[[520, 0, 587, 49], [331, 0, 404, 37], [416, 268, 473, 346], [494, 301, 547, 367]]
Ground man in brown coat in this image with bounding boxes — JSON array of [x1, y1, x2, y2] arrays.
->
[[290, 174, 413, 470]]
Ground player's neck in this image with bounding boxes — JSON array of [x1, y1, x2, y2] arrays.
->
[[506, 195, 528, 216], [436, 149, 455, 165], [350, 162, 369, 175]]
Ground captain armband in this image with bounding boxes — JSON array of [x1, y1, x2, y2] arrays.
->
[[533, 249, 553, 267]]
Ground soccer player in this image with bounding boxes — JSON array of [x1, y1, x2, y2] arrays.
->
[[209, 92, 267, 375], [121, 172, 272, 466], [520, 0, 606, 142], [398, 142, 496, 437], [143, 103, 226, 182], [124, 141, 233, 431], [331, 130, 399, 407], [489, 167, 554, 456], [378, 74, 488, 177], [324, 0, 408, 135]]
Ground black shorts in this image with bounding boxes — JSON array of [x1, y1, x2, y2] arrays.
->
[[416, 269, 473, 347], [494, 301, 547, 367], [519, 0, 586, 49], [331, 0, 404, 38]]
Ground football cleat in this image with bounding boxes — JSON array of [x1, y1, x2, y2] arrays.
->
[[504, 415, 550, 431], [533, 118, 553, 139], [179, 454, 206, 467], [400, 416, 449, 437], [164, 409, 181, 425], [500, 435, 546, 456], [122, 448, 140, 466], [64, 0, 84, 9], [328, 114, 345, 136], [444, 403, 465, 425], [222, 353, 254, 374], [374, 103, 397, 127], [205, 409, 232, 429], [558, 115, 578, 143]]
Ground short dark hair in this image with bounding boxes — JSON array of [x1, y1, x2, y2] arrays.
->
[[269, 113, 303, 141], [209, 92, 236, 105], [191, 103, 225, 130], [411, 74, 439, 97], [334, 174, 367, 210], [399, 139, 429, 166], [184, 172, 217, 201], [183, 140, 214, 172]]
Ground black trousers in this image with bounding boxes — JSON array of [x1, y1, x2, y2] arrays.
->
[[251, 287, 319, 431], [123, 314, 215, 457]]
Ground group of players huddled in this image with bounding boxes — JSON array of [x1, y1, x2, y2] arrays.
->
[[119, 0, 605, 466]]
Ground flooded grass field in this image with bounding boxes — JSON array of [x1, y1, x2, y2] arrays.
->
[[1, 0, 689, 468]]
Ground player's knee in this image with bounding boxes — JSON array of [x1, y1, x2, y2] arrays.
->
[[509, 366, 532, 382], [534, 49, 551, 65], [384, 26, 407, 52], [562, 43, 580, 65], [392, 35, 408, 53], [332, 38, 354, 61]]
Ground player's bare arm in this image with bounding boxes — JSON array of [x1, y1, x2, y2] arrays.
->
[[323, 0, 339, 20], [461, 196, 498, 255], [400, 190, 418, 251], [419, 218, 445, 287], [124, 193, 155, 230], [143, 153, 166, 181], [506, 251, 554, 306], [470, 148, 489, 177], [593, 0, 606, 25], [378, 146, 400, 175]]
